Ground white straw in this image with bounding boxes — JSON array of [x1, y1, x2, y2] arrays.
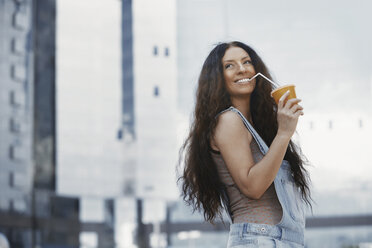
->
[[249, 72, 276, 85]]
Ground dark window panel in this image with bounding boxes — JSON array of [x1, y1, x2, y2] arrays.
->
[[50, 196, 79, 219], [154, 86, 159, 97], [117, 128, 123, 140], [9, 173, 14, 187], [32, 0, 57, 190], [9, 200, 14, 212], [153, 46, 158, 56], [122, 0, 135, 139]]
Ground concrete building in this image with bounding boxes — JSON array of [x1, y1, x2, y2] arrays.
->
[[0, 0, 34, 217], [56, 0, 124, 197], [132, 0, 178, 201], [0, 1, 35, 246], [1, 0, 115, 247], [0, 0, 83, 247]]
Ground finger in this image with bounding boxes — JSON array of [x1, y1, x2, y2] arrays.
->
[[291, 104, 304, 114], [278, 91, 290, 109], [285, 98, 302, 109], [295, 110, 304, 117]]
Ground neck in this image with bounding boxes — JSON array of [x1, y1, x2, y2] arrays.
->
[[231, 97, 253, 124]]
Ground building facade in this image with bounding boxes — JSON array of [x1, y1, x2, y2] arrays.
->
[[0, 0, 113, 247], [0, 0, 34, 217], [0, 1, 34, 245], [132, 0, 178, 202]]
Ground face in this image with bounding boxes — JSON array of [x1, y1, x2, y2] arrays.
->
[[221, 46, 256, 98]]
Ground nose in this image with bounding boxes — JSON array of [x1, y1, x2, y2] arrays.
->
[[238, 63, 247, 73]]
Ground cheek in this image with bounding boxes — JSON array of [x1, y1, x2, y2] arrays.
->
[[223, 80, 234, 94], [223, 70, 234, 81]]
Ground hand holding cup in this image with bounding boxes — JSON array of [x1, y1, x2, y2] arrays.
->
[[274, 86, 304, 139]]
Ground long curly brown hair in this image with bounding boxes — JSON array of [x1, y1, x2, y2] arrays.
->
[[178, 41, 312, 223]]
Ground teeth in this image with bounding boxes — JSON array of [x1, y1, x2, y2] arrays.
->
[[236, 78, 251, 84]]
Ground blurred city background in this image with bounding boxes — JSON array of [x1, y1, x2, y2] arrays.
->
[[1, 0, 372, 247]]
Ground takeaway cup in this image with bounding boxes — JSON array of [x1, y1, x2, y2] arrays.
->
[[271, 84, 297, 105]]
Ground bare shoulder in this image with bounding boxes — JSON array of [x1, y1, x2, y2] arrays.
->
[[214, 111, 253, 146], [215, 111, 243, 134]]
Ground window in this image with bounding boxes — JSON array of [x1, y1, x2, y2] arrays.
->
[[154, 86, 159, 97], [10, 118, 22, 133], [153, 46, 158, 56], [12, 11, 27, 30], [359, 119, 363, 128], [11, 38, 25, 55], [10, 90, 25, 107], [13, 173, 27, 188], [117, 128, 123, 140], [164, 47, 169, 57], [9, 200, 14, 212], [9, 173, 14, 187], [11, 64, 26, 83], [13, 198, 27, 212], [9, 145, 25, 161]]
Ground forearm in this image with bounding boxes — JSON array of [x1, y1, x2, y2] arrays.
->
[[245, 134, 291, 198]]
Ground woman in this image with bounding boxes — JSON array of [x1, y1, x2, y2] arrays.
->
[[179, 41, 312, 247]]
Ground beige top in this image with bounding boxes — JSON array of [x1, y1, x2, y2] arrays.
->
[[211, 138, 283, 225]]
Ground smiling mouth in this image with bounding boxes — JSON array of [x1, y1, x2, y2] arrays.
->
[[234, 78, 252, 84]]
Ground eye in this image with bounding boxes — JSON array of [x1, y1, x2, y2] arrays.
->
[[225, 64, 233, 69], [244, 60, 252, 65]]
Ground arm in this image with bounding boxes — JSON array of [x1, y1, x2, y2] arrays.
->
[[213, 91, 303, 199]]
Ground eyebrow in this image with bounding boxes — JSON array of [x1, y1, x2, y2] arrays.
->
[[222, 56, 251, 63]]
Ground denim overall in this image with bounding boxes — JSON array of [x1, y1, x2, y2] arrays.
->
[[219, 107, 306, 247]]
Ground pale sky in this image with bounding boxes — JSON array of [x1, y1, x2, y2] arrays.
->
[[177, 0, 372, 115]]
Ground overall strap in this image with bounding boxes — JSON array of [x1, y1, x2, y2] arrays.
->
[[227, 107, 269, 155]]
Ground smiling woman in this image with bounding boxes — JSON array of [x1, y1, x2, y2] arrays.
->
[[178, 41, 312, 247]]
